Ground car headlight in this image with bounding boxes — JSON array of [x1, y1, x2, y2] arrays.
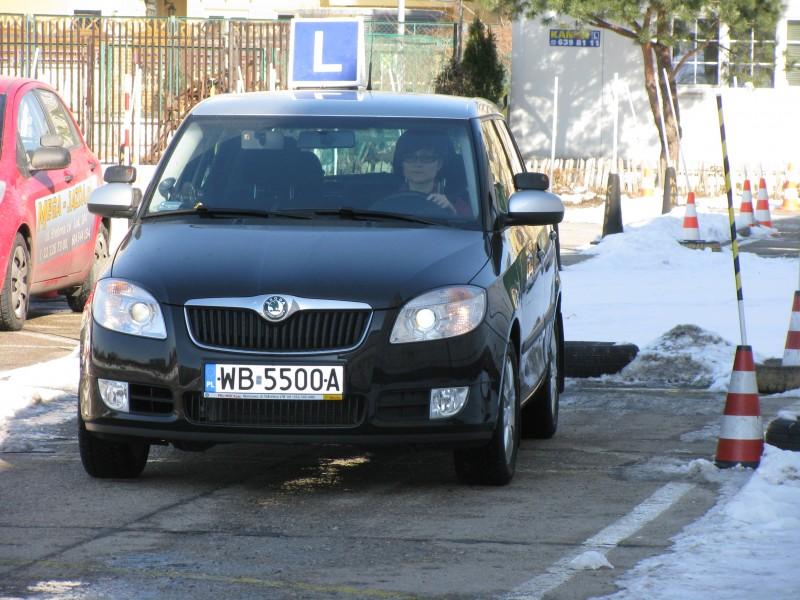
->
[[92, 279, 167, 339], [390, 286, 486, 344]]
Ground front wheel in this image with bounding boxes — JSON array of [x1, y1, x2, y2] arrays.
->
[[79, 415, 149, 478], [454, 345, 520, 486]]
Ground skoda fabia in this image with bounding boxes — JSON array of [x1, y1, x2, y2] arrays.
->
[[80, 91, 565, 485]]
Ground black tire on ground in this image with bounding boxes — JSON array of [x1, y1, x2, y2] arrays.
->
[[765, 417, 800, 451], [564, 341, 639, 378], [0, 233, 30, 331], [66, 223, 109, 313], [79, 415, 149, 478], [522, 312, 563, 439], [454, 344, 520, 486]]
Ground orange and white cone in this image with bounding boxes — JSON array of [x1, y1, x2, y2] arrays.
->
[[715, 345, 763, 469], [755, 177, 773, 227], [681, 191, 700, 241], [783, 291, 800, 367], [739, 179, 755, 227]]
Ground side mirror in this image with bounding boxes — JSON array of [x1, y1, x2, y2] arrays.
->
[[504, 190, 564, 226], [514, 172, 549, 191], [30, 146, 71, 172], [89, 183, 141, 219], [104, 164, 137, 184]]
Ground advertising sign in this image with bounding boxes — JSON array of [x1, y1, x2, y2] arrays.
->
[[549, 29, 601, 48]]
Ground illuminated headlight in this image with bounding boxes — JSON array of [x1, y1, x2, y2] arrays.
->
[[92, 279, 167, 339], [430, 387, 469, 419], [390, 286, 486, 344], [98, 378, 129, 412]]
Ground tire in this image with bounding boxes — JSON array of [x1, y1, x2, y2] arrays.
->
[[522, 312, 562, 439], [564, 341, 638, 378], [765, 417, 800, 451], [454, 345, 520, 486], [79, 414, 149, 478], [66, 223, 109, 313], [0, 233, 30, 331]]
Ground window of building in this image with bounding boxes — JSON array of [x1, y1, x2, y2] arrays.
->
[[673, 18, 720, 85], [728, 21, 776, 87], [788, 21, 800, 86]]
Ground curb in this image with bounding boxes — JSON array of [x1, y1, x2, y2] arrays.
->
[[756, 359, 800, 394], [564, 341, 639, 378], [765, 417, 800, 451]]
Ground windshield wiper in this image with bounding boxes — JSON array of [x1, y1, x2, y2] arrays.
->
[[311, 207, 438, 225], [143, 203, 312, 220]]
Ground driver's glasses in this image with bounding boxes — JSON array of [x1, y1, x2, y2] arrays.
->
[[403, 152, 439, 165]]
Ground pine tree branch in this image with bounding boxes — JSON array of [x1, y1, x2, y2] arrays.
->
[[586, 15, 639, 40]]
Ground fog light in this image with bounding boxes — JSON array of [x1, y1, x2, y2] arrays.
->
[[430, 387, 469, 419], [98, 379, 129, 412]]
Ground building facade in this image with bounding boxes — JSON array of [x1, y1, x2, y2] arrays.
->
[[510, 3, 800, 172]]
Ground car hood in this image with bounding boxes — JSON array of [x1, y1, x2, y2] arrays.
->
[[110, 220, 490, 309]]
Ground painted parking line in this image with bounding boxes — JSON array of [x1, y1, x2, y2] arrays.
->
[[504, 482, 695, 600]]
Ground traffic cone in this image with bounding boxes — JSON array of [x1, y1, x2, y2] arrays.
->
[[681, 191, 700, 241], [739, 179, 755, 227], [715, 345, 763, 469], [783, 291, 800, 367], [755, 177, 773, 227], [782, 163, 800, 211]]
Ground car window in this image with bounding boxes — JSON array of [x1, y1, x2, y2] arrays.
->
[[36, 89, 81, 148], [493, 119, 525, 175], [479, 119, 516, 213], [147, 116, 482, 229], [17, 91, 52, 157]]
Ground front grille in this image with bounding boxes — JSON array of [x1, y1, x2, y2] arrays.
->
[[186, 307, 371, 352], [130, 384, 174, 415], [183, 392, 366, 428], [376, 391, 429, 422]]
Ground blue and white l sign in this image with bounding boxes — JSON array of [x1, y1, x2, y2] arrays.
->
[[289, 18, 366, 89]]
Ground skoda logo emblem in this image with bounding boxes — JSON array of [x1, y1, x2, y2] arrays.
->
[[263, 295, 289, 322]]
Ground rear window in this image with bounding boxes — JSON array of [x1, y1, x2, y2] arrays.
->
[[147, 115, 481, 228]]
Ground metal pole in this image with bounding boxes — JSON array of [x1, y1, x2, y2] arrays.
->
[[612, 72, 618, 173], [550, 76, 558, 184], [662, 67, 691, 192], [716, 94, 748, 346], [398, 0, 405, 36]]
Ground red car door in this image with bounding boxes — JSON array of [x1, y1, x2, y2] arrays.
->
[[34, 87, 100, 276], [12, 85, 72, 284]]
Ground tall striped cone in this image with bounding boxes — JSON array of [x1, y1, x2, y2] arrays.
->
[[755, 177, 773, 227], [715, 346, 763, 469], [739, 179, 755, 227], [783, 291, 800, 367], [681, 191, 700, 241]]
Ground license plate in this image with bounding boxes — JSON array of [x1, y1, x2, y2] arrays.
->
[[204, 364, 344, 400]]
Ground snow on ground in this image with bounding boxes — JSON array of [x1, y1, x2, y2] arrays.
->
[[561, 197, 795, 363]]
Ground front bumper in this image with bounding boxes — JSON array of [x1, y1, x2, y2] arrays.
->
[[80, 304, 507, 447]]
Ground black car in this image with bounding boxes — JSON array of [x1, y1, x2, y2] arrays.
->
[[80, 90, 564, 485]]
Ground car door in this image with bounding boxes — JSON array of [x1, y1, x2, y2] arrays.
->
[[479, 118, 550, 400], [14, 86, 72, 283], [34, 87, 99, 276]]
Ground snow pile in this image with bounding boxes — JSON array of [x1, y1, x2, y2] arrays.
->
[[562, 211, 795, 361], [610, 325, 735, 390], [570, 550, 614, 571], [603, 446, 800, 600], [0, 351, 79, 447]]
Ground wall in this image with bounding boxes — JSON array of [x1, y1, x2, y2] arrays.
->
[[1, 0, 146, 15], [510, 8, 800, 173]]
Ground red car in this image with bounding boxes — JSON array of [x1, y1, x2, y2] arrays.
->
[[0, 77, 108, 330]]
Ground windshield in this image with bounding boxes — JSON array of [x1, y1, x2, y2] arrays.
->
[[146, 116, 481, 228]]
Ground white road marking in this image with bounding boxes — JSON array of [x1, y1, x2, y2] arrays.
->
[[504, 482, 695, 600]]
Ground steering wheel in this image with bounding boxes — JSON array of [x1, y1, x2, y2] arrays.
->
[[371, 191, 453, 216]]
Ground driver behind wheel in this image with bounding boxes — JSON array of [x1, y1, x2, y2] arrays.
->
[[391, 129, 472, 217]]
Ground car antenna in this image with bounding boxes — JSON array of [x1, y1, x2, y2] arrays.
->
[[366, 30, 374, 91]]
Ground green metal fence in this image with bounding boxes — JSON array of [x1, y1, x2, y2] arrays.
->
[[0, 14, 456, 164]]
